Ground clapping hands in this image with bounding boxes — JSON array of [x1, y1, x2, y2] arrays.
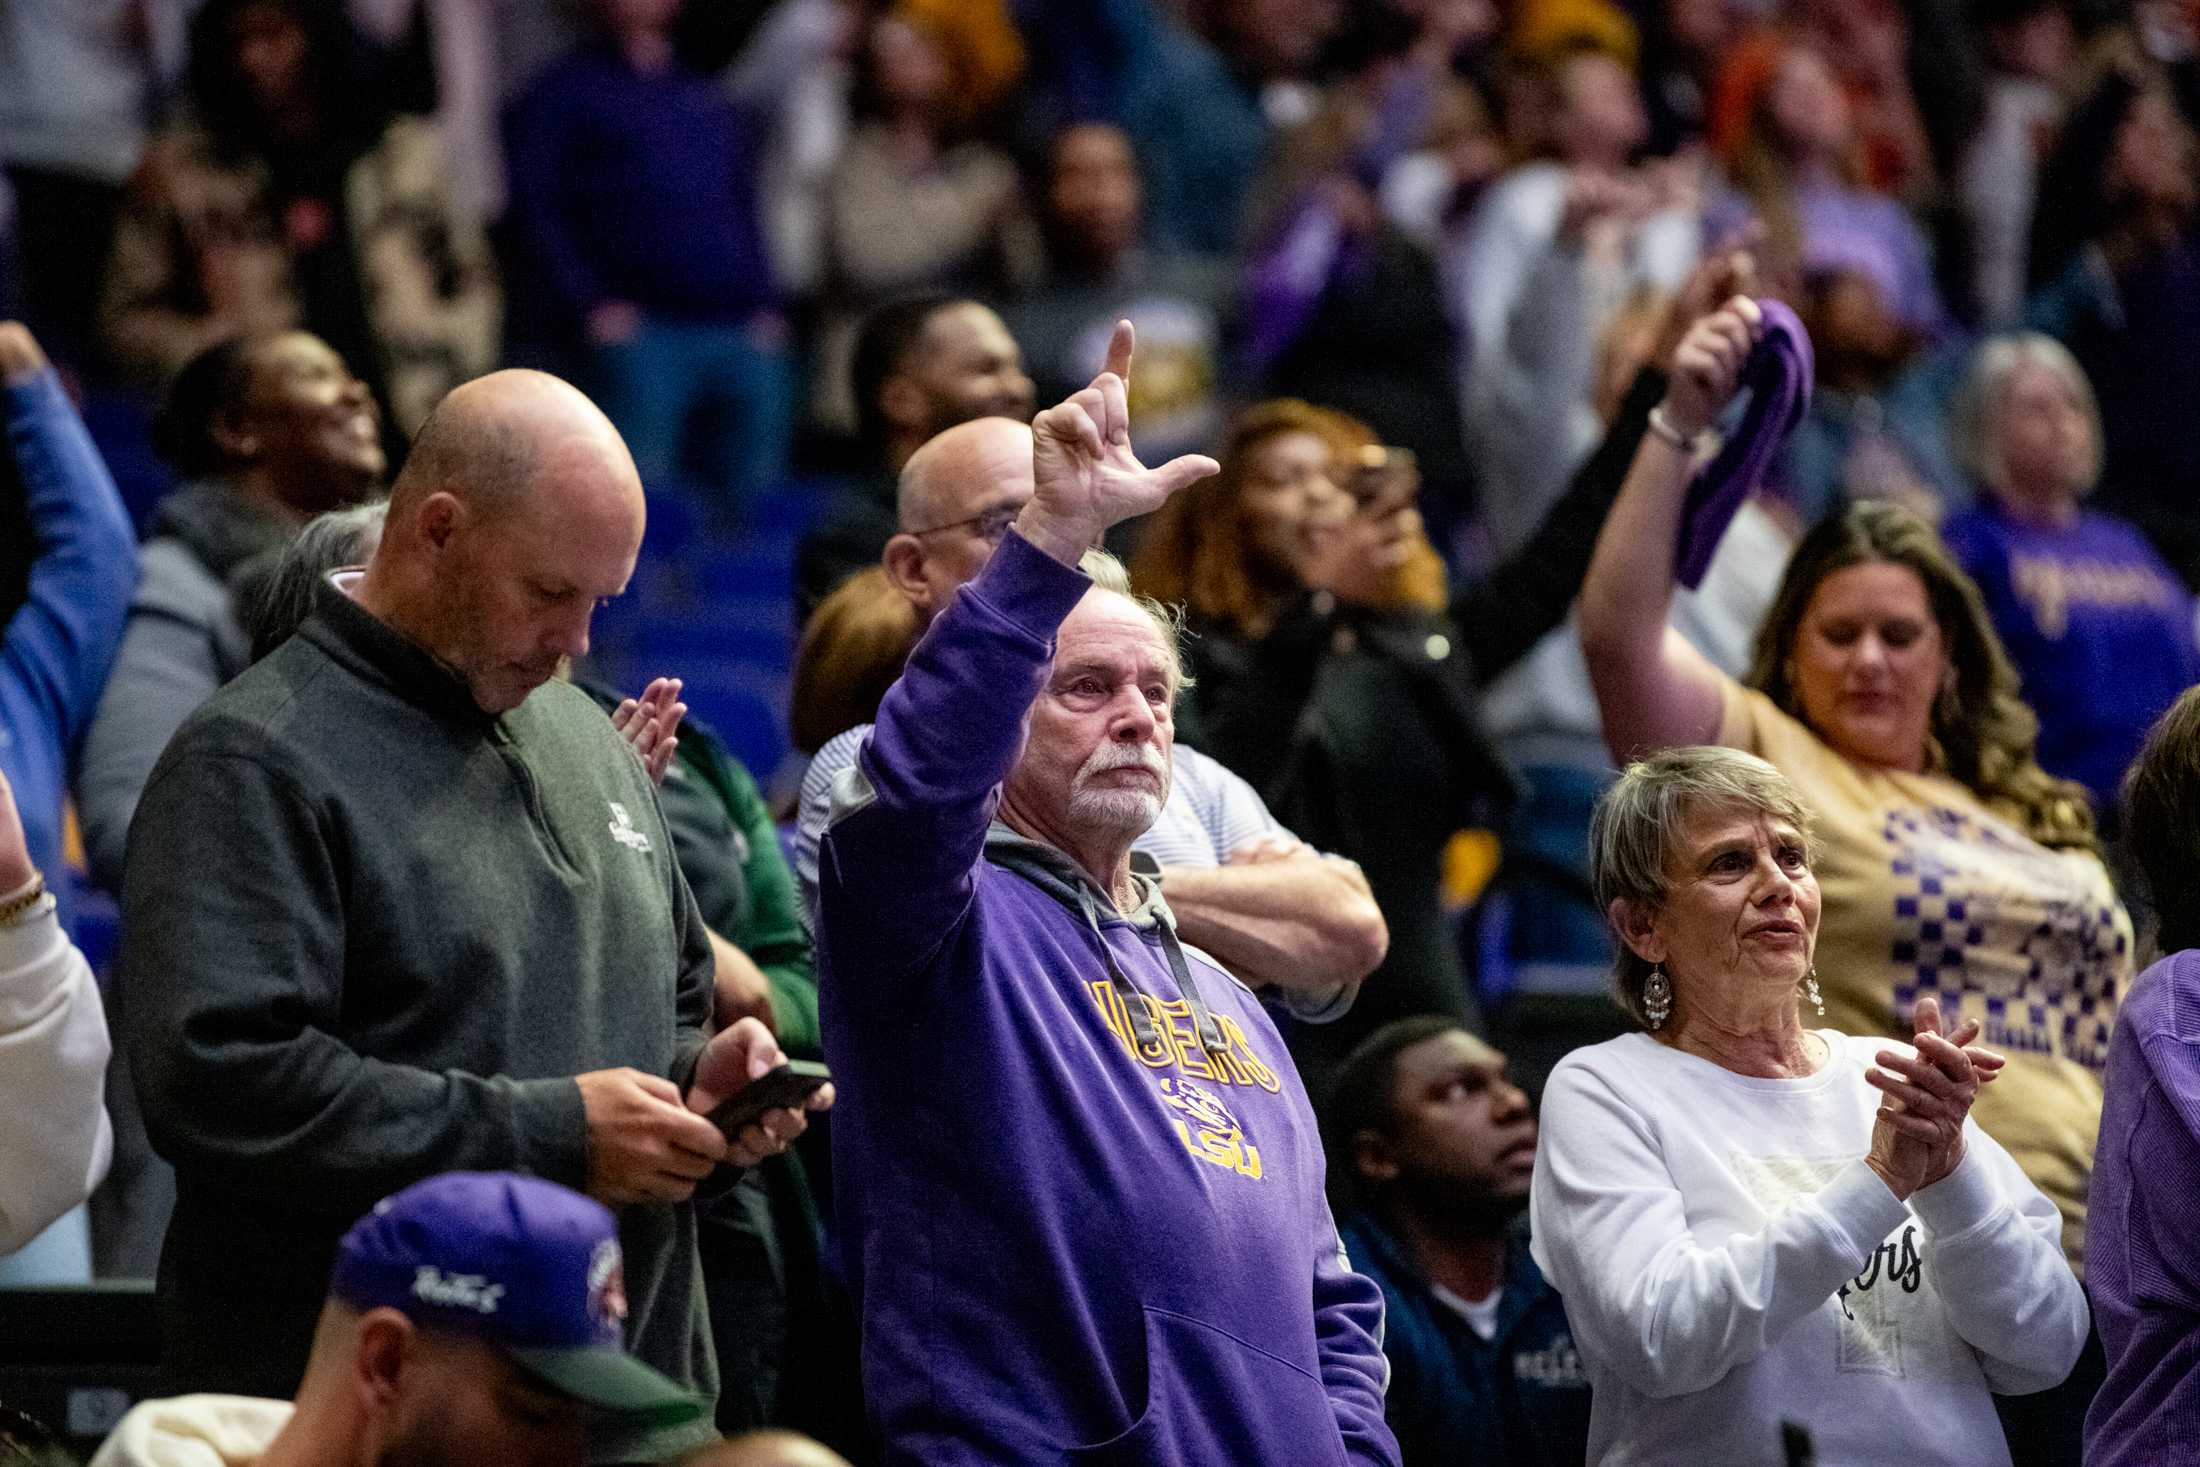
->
[[1864, 995, 2005, 1199]]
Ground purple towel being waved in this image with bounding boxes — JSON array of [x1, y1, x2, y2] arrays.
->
[[1675, 298, 1814, 588]]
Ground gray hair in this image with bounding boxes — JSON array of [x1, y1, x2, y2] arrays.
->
[[1588, 746, 1820, 1026], [1951, 332, 2102, 496], [1079, 545, 1194, 695], [243, 499, 389, 661]]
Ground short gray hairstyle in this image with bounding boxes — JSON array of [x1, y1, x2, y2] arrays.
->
[[1951, 332, 2102, 496], [1078, 546, 1193, 695], [1588, 746, 1820, 1026]]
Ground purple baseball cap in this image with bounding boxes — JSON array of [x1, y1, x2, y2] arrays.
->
[[330, 1172, 702, 1426]]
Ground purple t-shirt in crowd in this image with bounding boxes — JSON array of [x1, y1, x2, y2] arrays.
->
[[1941, 501, 2200, 816], [814, 532, 1397, 1467], [2086, 948, 2200, 1465]]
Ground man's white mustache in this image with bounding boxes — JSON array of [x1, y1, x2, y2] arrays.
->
[[1080, 744, 1168, 781]]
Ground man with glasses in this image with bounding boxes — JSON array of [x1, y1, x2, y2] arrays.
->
[[793, 394, 1388, 1025]]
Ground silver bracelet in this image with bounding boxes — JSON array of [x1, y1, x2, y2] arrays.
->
[[1647, 404, 1706, 452]]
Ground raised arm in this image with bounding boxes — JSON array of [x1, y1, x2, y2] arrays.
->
[[1577, 297, 1761, 760], [2, 325, 139, 750], [813, 537, 1090, 983], [1453, 246, 1756, 685], [1529, 1059, 1911, 1400], [76, 549, 231, 891], [1450, 364, 1662, 684]]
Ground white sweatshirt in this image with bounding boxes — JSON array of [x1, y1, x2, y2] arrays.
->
[[89, 1395, 291, 1467], [0, 884, 114, 1255], [1529, 1031, 2087, 1466]]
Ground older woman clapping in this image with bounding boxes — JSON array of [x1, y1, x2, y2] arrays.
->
[[1530, 746, 2087, 1465]]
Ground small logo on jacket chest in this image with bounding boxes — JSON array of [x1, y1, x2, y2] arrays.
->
[[606, 801, 652, 852]]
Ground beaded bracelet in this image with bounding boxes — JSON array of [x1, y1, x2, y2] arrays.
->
[[0, 874, 48, 928]]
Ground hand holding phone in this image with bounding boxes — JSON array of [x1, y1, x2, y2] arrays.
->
[[705, 1059, 834, 1139], [1350, 444, 1418, 508]]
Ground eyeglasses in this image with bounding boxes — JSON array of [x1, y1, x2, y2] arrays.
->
[[906, 504, 1023, 545]]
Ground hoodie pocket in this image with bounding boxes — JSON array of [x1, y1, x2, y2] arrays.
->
[[1066, 1305, 1350, 1467]]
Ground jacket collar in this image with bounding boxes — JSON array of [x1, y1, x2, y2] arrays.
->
[[300, 576, 501, 730]]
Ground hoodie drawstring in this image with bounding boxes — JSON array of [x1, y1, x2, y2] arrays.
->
[[1077, 885, 1228, 1057]]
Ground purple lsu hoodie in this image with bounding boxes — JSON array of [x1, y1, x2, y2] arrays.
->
[[815, 532, 1399, 1466]]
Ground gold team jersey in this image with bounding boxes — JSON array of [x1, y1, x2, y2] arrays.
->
[[1718, 682, 2133, 1268]]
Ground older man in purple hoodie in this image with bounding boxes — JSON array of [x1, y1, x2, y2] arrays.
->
[[815, 324, 1401, 1467]]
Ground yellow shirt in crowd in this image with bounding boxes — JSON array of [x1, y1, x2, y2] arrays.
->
[[1718, 683, 2132, 1268]]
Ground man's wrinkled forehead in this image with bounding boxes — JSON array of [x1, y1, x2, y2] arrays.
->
[[1054, 589, 1179, 686]]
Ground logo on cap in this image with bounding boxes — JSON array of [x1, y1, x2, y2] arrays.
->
[[411, 1267, 506, 1315]]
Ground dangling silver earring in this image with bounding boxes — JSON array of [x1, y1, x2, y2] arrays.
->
[[1643, 967, 1673, 1030], [1803, 966, 1825, 1018]]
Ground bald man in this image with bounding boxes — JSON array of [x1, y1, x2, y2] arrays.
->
[[792, 413, 1387, 1021], [116, 371, 825, 1465]]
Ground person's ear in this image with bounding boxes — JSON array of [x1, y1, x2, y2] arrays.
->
[[879, 374, 928, 437], [1351, 1128, 1400, 1186], [209, 404, 262, 464], [417, 492, 466, 553], [881, 534, 934, 612], [1610, 897, 1667, 966], [352, 1308, 414, 1416]]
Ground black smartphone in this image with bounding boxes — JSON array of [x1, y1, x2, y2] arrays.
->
[[706, 1059, 833, 1137], [1351, 445, 1417, 505]]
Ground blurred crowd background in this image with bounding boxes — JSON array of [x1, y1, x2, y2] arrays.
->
[[6, 0, 2195, 790]]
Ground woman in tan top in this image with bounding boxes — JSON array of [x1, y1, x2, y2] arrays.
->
[[1577, 296, 2131, 1266]]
